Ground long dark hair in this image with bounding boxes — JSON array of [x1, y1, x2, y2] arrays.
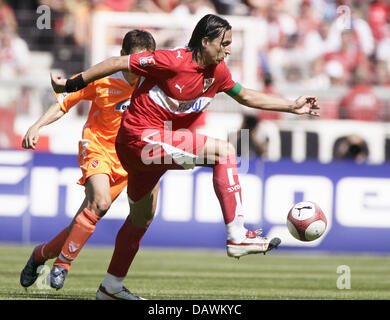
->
[[187, 14, 232, 59]]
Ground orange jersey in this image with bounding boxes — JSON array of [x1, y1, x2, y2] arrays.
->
[[54, 71, 136, 198], [56, 71, 135, 147]]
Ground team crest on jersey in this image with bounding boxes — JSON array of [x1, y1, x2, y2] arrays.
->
[[203, 78, 215, 92], [115, 99, 130, 112], [68, 241, 79, 253], [90, 159, 100, 169], [139, 56, 155, 67]]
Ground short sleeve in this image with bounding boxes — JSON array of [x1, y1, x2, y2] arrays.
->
[[54, 80, 96, 113], [128, 50, 175, 78]]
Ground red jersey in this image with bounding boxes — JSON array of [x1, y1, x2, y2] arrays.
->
[[117, 48, 236, 143]]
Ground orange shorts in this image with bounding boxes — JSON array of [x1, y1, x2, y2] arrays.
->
[[78, 139, 127, 201]]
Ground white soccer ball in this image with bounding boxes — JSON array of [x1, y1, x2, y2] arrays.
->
[[286, 201, 327, 242]]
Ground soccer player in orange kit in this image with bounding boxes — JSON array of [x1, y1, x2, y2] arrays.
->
[[20, 30, 156, 297]]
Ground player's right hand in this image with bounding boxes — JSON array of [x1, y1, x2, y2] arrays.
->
[[22, 126, 39, 150], [51, 72, 67, 93], [292, 96, 320, 116]]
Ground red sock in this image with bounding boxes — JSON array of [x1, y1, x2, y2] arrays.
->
[[213, 154, 244, 224], [54, 208, 101, 271], [34, 227, 69, 263], [107, 219, 147, 277]]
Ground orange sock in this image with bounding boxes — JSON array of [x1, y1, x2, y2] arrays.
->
[[54, 208, 101, 271], [34, 227, 69, 263]]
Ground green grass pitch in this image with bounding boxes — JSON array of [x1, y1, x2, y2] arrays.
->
[[1, 244, 390, 300]]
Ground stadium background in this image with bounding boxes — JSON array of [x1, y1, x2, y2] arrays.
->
[[1, 0, 390, 255]]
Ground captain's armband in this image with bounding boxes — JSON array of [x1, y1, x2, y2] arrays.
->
[[224, 83, 242, 97]]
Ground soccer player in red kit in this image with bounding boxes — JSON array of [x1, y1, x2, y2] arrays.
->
[[20, 30, 156, 298], [52, 14, 319, 300]]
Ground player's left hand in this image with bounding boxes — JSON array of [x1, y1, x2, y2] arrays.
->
[[291, 96, 320, 116], [22, 126, 39, 150], [50, 72, 67, 93]]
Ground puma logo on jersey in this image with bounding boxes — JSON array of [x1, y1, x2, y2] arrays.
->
[[176, 50, 184, 59], [175, 84, 184, 94]]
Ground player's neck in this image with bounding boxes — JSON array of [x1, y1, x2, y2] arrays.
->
[[194, 52, 209, 68], [122, 71, 138, 86]]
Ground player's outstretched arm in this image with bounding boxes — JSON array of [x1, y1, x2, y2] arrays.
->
[[22, 102, 65, 150], [232, 87, 320, 117], [51, 56, 130, 93]]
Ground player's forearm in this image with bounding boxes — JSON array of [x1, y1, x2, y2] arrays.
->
[[32, 103, 65, 129], [236, 88, 294, 113], [81, 56, 129, 84], [51, 56, 130, 93]]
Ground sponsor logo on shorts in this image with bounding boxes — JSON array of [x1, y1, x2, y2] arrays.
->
[[90, 159, 100, 169], [140, 56, 155, 67]]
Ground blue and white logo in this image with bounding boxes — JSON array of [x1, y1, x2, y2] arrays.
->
[[114, 99, 131, 112]]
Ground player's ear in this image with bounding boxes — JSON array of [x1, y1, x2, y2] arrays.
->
[[120, 49, 125, 56], [201, 37, 209, 49]]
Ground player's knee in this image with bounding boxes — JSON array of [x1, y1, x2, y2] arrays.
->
[[143, 209, 156, 223], [96, 199, 111, 213], [130, 214, 154, 228], [89, 197, 112, 215], [129, 205, 156, 228], [133, 209, 155, 226]]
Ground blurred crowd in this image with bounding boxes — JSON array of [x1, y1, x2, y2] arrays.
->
[[2, 0, 389, 81], [0, 0, 388, 109], [0, 0, 390, 154]]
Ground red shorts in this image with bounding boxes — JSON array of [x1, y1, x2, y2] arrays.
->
[[116, 128, 207, 203]]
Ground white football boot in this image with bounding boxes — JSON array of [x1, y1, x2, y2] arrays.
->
[[96, 284, 146, 300], [226, 229, 281, 259]]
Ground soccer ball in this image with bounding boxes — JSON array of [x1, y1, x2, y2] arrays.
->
[[287, 201, 327, 242]]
